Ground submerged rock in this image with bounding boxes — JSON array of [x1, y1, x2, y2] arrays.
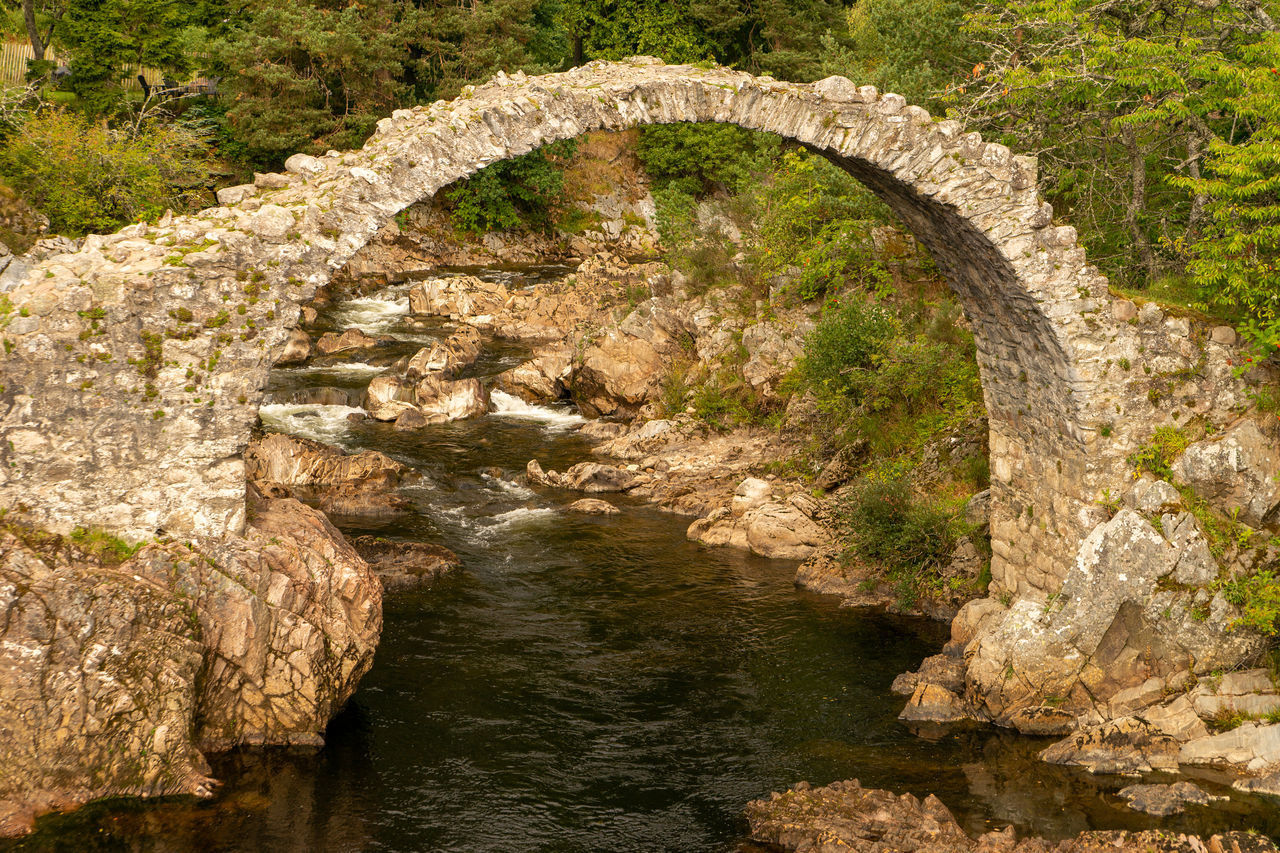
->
[[567, 498, 621, 515], [745, 779, 1275, 852], [1039, 717, 1179, 774], [1117, 782, 1218, 816], [349, 535, 460, 591], [315, 328, 380, 355]]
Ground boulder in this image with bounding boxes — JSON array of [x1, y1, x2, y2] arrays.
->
[[414, 376, 489, 421], [1123, 476, 1182, 515], [245, 433, 409, 518], [0, 498, 381, 837], [276, 328, 312, 365], [407, 275, 507, 325], [1040, 717, 1179, 774], [1180, 722, 1280, 770], [731, 477, 772, 516], [405, 326, 482, 379], [965, 509, 1264, 725], [688, 497, 830, 560], [567, 498, 621, 515], [1138, 694, 1208, 742], [1172, 420, 1280, 528], [899, 682, 971, 723], [315, 328, 379, 355], [348, 535, 460, 590], [560, 462, 638, 493], [495, 350, 573, 401], [363, 374, 417, 421]]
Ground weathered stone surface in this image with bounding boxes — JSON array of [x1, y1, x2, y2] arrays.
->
[[405, 326, 482, 379], [1180, 722, 1280, 770], [316, 328, 379, 355], [1138, 694, 1208, 743], [744, 779, 1276, 853], [1123, 476, 1182, 515], [277, 328, 312, 365], [408, 275, 507, 325], [966, 509, 1263, 726], [899, 682, 971, 723], [1172, 420, 1280, 528], [245, 432, 409, 518], [414, 375, 489, 421], [0, 497, 380, 836], [1040, 717, 1179, 774], [363, 374, 418, 421], [567, 498, 621, 515], [1116, 782, 1217, 817], [348, 535, 460, 590], [688, 497, 830, 560]]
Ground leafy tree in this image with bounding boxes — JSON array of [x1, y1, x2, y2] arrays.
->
[[0, 109, 211, 234], [1173, 32, 1280, 352], [954, 0, 1278, 284]]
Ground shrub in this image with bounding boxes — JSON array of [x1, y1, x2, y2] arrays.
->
[[794, 297, 898, 399], [840, 475, 956, 572], [0, 110, 211, 236], [636, 123, 779, 196], [1220, 568, 1280, 635]]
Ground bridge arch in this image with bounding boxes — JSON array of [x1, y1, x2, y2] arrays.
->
[[0, 58, 1139, 598]]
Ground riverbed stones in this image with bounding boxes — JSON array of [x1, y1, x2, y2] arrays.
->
[[245, 432, 410, 518], [567, 498, 621, 515], [1040, 717, 1179, 774], [1117, 782, 1217, 816], [348, 535, 460, 590], [277, 328, 312, 365], [316, 328, 380, 355], [744, 779, 1276, 852]]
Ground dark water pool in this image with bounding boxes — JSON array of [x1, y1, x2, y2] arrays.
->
[[10, 272, 1280, 851]]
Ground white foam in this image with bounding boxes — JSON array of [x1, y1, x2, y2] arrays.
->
[[481, 473, 535, 499], [259, 403, 365, 443], [331, 294, 410, 333], [285, 361, 388, 378], [488, 507, 558, 528], [489, 390, 585, 429]]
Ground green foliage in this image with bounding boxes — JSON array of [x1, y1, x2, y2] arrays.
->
[[1221, 569, 1280, 636], [444, 140, 575, 233], [636, 124, 779, 196], [1173, 32, 1280, 353], [69, 525, 144, 564], [821, 0, 976, 106], [1126, 426, 1190, 480], [955, 0, 1280, 289], [839, 471, 962, 571], [0, 109, 211, 235], [793, 296, 898, 399], [752, 149, 891, 300]]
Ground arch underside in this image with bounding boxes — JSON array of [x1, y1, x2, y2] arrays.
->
[[0, 59, 1127, 598]]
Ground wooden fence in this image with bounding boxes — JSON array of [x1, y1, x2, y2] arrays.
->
[[1, 40, 162, 91]]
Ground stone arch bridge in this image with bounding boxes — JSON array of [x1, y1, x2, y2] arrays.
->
[[0, 58, 1238, 600]]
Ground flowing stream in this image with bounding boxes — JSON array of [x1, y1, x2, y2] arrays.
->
[[11, 266, 1280, 851]]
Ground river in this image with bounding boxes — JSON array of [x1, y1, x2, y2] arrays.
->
[[9, 266, 1279, 851]]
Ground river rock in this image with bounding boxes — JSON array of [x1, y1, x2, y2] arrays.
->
[[1040, 717, 1179, 774], [277, 328, 312, 365], [315, 328, 380, 355], [245, 432, 409, 518], [899, 682, 971, 723], [1117, 782, 1217, 816], [1172, 420, 1280, 528], [731, 477, 772, 515], [688, 497, 830, 560], [1180, 721, 1280, 770], [348, 535, 460, 590], [560, 462, 638, 493], [745, 779, 1275, 852], [414, 375, 489, 420], [495, 350, 573, 401], [568, 498, 621, 515], [364, 374, 418, 421], [405, 326, 482, 379], [408, 275, 508, 326]]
